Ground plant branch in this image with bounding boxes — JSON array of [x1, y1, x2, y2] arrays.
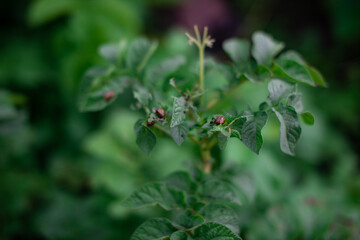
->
[[194, 25, 201, 42]]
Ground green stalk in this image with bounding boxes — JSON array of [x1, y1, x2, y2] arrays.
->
[[199, 26, 208, 105], [185, 26, 215, 172], [199, 45, 205, 106]]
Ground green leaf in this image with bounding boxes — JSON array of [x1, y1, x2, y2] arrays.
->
[[268, 79, 294, 102], [145, 56, 186, 84], [223, 38, 250, 66], [171, 123, 189, 146], [241, 111, 268, 154], [173, 214, 205, 229], [164, 171, 196, 194], [267, 79, 294, 105], [130, 218, 177, 240], [301, 112, 315, 125], [230, 129, 240, 139], [126, 38, 158, 73], [133, 85, 152, 108], [306, 65, 327, 87], [78, 67, 130, 112], [98, 40, 127, 65], [170, 231, 188, 240], [229, 117, 246, 139], [134, 118, 145, 135], [122, 182, 186, 210], [191, 222, 242, 240], [273, 58, 315, 86], [272, 105, 302, 156], [134, 120, 156, 156], [251, 31, 284, 66], [170, 96, 187, 128], [287, 93, 303, 113], [279, 50, 306, 64], [217, 129, 230, 150], [199, 178, 239, 204], [208, 124, 227, 134], [200, 203, 241, 235]]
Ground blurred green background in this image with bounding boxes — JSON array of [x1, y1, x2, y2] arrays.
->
[[0, 0, 359, 239]]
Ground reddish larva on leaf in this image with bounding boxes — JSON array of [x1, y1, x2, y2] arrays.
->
[[155, 108, 166, 118], [215, 116, 226, 125], [103, 91, 115, 101], [147, 120, 156, 127]]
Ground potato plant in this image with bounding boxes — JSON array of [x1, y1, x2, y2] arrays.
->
[[78, 26, 326, 240]]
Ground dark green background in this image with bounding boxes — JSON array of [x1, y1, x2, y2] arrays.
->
[[0, 0, 359, 239]]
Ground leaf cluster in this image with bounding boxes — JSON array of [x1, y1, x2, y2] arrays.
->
[[122, 170, 243, 239], [78, 30, 326, 238], [79, 31, 324, 156]]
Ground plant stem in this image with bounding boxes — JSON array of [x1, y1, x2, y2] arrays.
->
[[199, 46, 205, 107], [201, 141, 212, 173], [186, 26, 213, 108], [186, 26, 217, 173]]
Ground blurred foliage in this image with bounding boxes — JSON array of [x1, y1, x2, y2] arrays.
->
[[0, 0, 359, 239]]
